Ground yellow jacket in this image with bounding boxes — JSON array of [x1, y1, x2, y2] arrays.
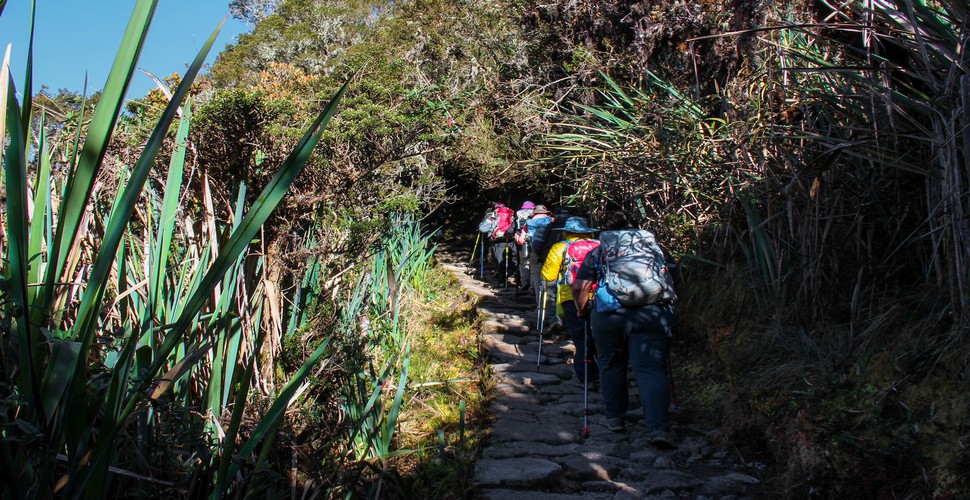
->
[[541, 234, 592, 304]]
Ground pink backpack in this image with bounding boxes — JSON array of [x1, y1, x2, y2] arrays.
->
[[559, 239, 600, 284]]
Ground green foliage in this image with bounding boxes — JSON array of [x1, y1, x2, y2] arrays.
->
[[543, 71, 727, 245], [32, 0, 964, 495], [230, 0, 282, 27], [191, 87, 290, 192], [343, 250, 486, 498], [213, 0, 389, 86], [209, 0, 542, 213], [379, 194, 422, 215], [533, 0, 969, 496], [0, 3, 355, 497]]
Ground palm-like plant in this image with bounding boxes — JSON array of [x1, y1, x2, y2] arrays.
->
[[1, 0, 350, 496], [543, 71, 729, 246], [545, 0, 968, 325], [540, 2, 968, 494]]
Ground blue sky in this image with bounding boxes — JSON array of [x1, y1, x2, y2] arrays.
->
[[0, 1, 250, 99]]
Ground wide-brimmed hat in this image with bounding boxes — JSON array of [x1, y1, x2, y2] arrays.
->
[[532, 204, 552, 215], [521, 201, 535, 209], [555, 216, 598, 233]]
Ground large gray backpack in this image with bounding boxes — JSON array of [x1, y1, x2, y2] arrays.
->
[[598, 229, 677, 306], [478, 209, 499, 235]]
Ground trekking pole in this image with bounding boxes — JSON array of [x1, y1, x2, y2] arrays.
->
[[536, 286, 547, 370], [582, 320, 591, 439], [469, 232, 480, 265], [503, 243, 510, 289], [532, 297, 541, 341], [479, 237, 485, 278]]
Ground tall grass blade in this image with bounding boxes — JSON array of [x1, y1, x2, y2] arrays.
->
[[147, 342, 213, 400], [380, 350, 410, 456], [205, 183, 248, 423], [148, 78, 350, 377], [66, 77, 88, 190], [39, 340, 80, 426], [27, 118, 51, 295], [212, 337, 333, 499], [214, 297, 266, 494], [116, 235, 130, 329], [41, 0, 158, 317], [63, 16, 223, 493], [1, 44, 9, 157], [4, 77, 44, 421], [146, 98, 192, 330], [20, 0, 35, 127]]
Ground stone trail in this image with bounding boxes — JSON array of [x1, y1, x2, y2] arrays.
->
[[438, 252, 764, 499]]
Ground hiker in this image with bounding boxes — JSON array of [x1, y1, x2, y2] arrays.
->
[[571, 210, 678, 448], [540, 216, 600, 383], [514, 201, 536, 289], [478, 202, 517, 281], [516, 204, 555, 312], [536, 207, 570, 330]]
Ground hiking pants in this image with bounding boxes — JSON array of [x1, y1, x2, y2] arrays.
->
[[561, 301, 598, 383], [591, 302, 675, 432], [518, 244, 530, 288], [491, 241, 515, 276], [528, 253, 544, 299], [491, 242, 507, 266]]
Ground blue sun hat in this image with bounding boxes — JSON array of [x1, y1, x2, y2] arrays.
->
[[554, 216, 598, 234]]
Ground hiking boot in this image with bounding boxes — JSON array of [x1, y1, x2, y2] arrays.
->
[[601, 416, 625, 433], [649, 430, 676, 449]]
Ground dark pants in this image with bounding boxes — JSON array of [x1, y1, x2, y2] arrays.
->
[[561, 301, 598, 383], [490, 241, 516, 277], [591, 302, 675, 432]]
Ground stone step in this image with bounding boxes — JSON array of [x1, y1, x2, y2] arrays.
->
[[439, 249, 763, 499]]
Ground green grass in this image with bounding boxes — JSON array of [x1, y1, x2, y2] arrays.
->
[[380, 263, 489, 498]]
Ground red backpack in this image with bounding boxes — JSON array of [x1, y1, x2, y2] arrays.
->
[[559, 239, 600, 285], [492, 206, 515, 238]]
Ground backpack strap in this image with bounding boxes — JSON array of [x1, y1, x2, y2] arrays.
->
[[557, 240, 573, 284]]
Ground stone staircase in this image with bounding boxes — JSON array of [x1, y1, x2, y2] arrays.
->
[[438, 252, 765, 499]]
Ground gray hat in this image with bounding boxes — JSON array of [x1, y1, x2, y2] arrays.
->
[[532, 204, 553, 215]]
